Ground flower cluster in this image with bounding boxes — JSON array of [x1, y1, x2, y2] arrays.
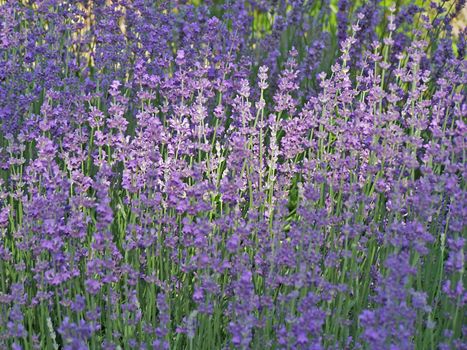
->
[[0, 1, 465, 349]]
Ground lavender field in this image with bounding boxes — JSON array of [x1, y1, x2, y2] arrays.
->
[[0, 1, 466, 349]]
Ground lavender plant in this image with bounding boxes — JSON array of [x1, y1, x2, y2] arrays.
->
[[0, 1, 465, 349]]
